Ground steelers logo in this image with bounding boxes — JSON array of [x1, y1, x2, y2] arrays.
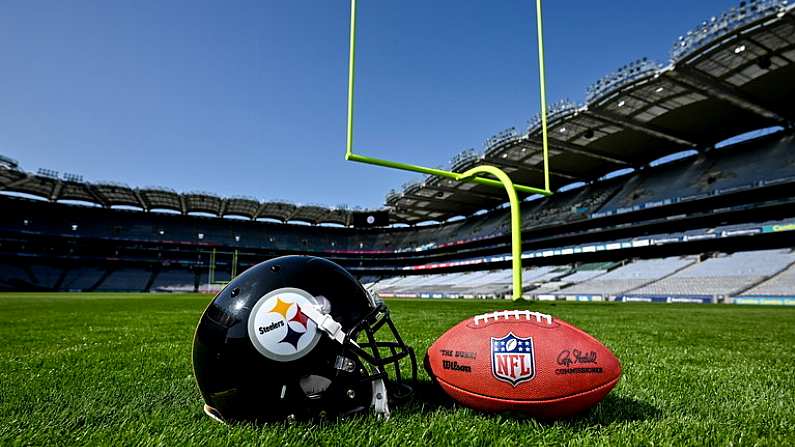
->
[[248, 288, 321, 362]]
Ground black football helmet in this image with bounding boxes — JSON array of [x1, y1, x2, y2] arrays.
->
[[192, 255, 416, 422]]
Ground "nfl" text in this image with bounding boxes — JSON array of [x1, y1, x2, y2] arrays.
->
[[494, 353, 532, 380]]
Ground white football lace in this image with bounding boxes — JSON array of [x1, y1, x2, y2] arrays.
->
[[472, 310, 553, 326]]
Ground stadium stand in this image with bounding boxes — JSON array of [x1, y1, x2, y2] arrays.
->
[[150, 269, 197, 292], [0, 263, 31, 290], [2, 130, 794, 257], [0, 1, 794, 299], [370, 271, 500, 298], [522, 266, 567, 284], [371, 267, 570, 298], [521, 180, 623, 229], [367, 250, 795, 300], [388, 1, 795, 223], [95, 268, 150, 292], [563, 262, 618, 282], [523, 262, 618, 294], [562, 257, 696, 296], [630, 250, 795, 297], [532, 267, 602, 294], [60, 267, 106, 291], [740, 254, 795, 296], [599, 134, 795, 214], [29, 265, 62, 289]]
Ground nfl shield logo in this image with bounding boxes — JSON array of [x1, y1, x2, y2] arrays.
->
[[491, 332, 536, 386]]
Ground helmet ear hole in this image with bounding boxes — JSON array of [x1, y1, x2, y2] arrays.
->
[[314, 295, 332, 314], [299, 375, 333, 397]]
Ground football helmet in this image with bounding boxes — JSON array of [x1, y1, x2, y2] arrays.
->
[[192, 255, 416, 422]]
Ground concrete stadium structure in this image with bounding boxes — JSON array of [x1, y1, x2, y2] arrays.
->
[[1, 0, 794, 304]]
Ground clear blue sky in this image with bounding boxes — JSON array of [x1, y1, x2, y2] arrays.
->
[[0, 0, 736, 209]]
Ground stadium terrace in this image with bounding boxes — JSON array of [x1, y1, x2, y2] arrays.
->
[[1, 2, 794, 304]]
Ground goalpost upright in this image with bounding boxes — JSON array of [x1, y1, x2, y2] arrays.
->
[[344, 0, 554, 299], [207, 248, 239, 290]]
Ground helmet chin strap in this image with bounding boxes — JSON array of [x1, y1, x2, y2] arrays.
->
[[301, 303, 391, 419], [299, 303, 347, 345], [203, 404, 226, 424], [371, 374, 390, 419]]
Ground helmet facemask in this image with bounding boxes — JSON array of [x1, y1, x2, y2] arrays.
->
[[303, 294, 417, 419]]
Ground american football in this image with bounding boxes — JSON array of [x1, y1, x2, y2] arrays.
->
[[425, 310, 621, 418]]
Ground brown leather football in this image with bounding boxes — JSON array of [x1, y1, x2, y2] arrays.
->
[[424, 310, 621, 418]]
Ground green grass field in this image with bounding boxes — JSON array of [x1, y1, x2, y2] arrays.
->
[[1, 293, 794, 446]]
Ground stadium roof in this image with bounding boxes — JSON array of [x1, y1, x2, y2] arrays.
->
[[1, 1, 793, 227], [0, 169, 359, 226], [388, 0, 795, 223]]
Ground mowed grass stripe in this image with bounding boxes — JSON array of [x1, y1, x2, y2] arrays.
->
[[1, 293, 794, 446]]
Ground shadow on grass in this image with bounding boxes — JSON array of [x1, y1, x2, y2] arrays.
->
[[564, 394, 661, 425], [397, 380, 457, 413], [210, 381, 658, 427], [399, 380, 660, 425]]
